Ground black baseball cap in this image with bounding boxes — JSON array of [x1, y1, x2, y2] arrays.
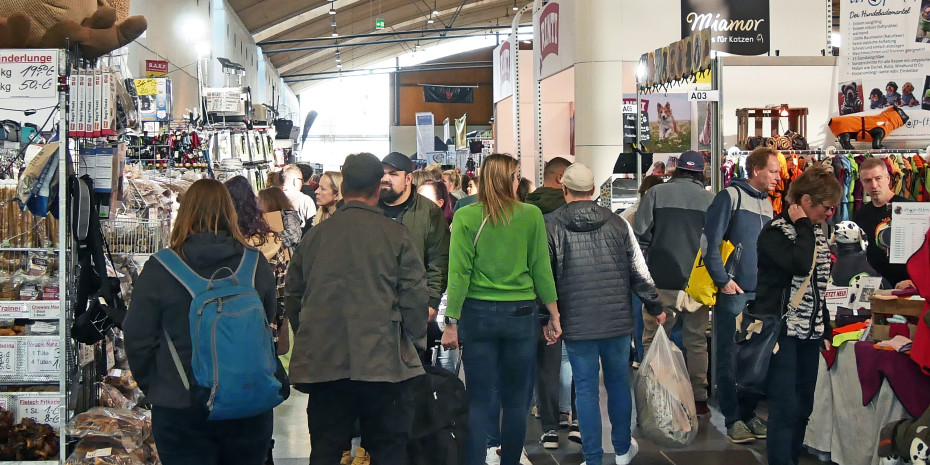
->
[[342, 153, 385, 195], [382, 152, 415, 173], [677, 150, 705, 172]]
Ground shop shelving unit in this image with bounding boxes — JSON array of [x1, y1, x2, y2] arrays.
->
[[0, 47, 70, 464]]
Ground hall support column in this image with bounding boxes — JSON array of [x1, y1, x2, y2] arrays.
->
[[572, 0, 624, 189]]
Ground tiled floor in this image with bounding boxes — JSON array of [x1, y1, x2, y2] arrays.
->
[[270, 381, 824, 465]]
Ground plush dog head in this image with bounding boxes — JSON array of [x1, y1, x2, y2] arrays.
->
[[912, 426, 929, 464], [903, 82, 915, 95]]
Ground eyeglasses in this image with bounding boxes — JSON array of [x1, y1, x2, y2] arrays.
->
[[821, 204, 836, 213]]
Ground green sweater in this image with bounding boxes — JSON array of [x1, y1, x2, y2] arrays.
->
[[445, 202, 558, 319]]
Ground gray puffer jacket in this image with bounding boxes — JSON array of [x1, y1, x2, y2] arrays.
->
[[547, 201, 662, 341]]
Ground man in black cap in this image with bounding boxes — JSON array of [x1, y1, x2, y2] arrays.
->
[[286, 152, 427, 465], [379, 152, 449, 346], [633, 150, 715, 415]]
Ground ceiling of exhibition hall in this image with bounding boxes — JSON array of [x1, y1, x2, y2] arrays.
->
[[230, 0, 526, 91]]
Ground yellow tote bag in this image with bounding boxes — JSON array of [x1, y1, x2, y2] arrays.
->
[[685, 241, 736, 306]]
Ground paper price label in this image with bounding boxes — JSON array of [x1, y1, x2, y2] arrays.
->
[[16, 396, 61, 426], [87, 448, 113, 458], [134, 78, 159, 96], [0, 397, 8, 410], [0, 341, 17, 376], [25, 339, 59, 374], [0, 50, 58, 99], [0, 302, 28, 319], [29, 301, 60, 319]]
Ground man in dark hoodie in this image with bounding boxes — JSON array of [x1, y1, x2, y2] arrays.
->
[[699, 147, 778, 443], [547, 163, 663, 465], [525, 156, 574, 448]]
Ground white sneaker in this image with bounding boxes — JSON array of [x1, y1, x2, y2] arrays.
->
[[615, 438, 639, 465], [486, 447, 501, 465], [519, 448, 532, 465]]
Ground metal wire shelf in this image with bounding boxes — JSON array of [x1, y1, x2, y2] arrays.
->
[[100, 217, 169, 256]]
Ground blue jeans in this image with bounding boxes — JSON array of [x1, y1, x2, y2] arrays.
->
[[714, 292, 761, 428], [460, 298, 538, 465], [565, 336, 633, 465], [766, 335, 821, 465]]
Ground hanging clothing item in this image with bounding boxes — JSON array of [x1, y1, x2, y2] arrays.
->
[[905, 228, 930, 375], [721, 157, 736, 187], [853, 155, 867, 211]]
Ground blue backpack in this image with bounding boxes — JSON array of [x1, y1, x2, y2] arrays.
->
[[154, 248, 283, 420]]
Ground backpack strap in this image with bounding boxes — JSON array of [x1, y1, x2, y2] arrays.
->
[[153, 249, 209, 297], [234, 248, 260, 288]]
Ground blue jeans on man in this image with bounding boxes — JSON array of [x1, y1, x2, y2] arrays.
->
[[460, 298, 538, 465], [714, 292, 762, 428], [565, 336, 634, 465]]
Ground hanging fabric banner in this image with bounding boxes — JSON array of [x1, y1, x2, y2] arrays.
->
[[415, 112, 435, 160], [424, 86, 474, 104], [837, 0, 930, 140], [455, 114, 467, 149], [493, 37, 514, 103]]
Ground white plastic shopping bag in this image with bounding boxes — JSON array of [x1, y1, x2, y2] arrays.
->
[[634, 326, 698, 447]]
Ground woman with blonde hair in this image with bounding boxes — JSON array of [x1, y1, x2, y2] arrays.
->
[[124, 179, 278, 465], [313, 171, 344, 226], [442, 154, 561, 465], [443, 169, 466, 200], [754, 165, 842, 465]]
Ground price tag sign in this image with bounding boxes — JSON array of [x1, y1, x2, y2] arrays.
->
[[0, 302, 28, 319], [134, 78, 159, 96], [16, 395, 61, 426], [688, 90, 720, 102], [0, 397, 8, 410], [28, 301, 60, 319], [0, 49, 58, 99], [0, 340, 17, 376], [25, 338, 59, 375]]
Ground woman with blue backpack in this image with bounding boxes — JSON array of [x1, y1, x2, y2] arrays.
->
[[124, 178, 284, 465]]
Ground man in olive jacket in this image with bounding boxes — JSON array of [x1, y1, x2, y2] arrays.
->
[[285, 152, 428, 465], [379, 151, 450, 346]]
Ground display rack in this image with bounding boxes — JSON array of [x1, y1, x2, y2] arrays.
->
[[0, 47, 69, 463]]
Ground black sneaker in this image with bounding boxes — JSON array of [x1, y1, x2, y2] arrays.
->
[[559, 412, 571, 428], [541, 430, 559, 449], [568, 421, 582, 444]]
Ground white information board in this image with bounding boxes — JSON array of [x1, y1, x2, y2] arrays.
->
[[890, 202, 930, 264]]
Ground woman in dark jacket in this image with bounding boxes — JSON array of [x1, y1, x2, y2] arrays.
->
[[124, 179, 278, 465], [754, 165, 842, 465]]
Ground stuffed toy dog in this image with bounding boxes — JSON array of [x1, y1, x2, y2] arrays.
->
[[878, 407, 930, 464], [828, 106, 909, 150], [0, 0, 146, 59]]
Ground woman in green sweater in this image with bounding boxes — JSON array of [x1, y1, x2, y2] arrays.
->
[[441, 154, 561, 465]]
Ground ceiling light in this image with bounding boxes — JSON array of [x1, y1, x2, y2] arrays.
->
[[336, 57, 341, 62], [332, 31, 339, 37], [432, 2, 439, 15], [512, 1, 519, 11], [337, 63, 342, 68], [329, 7, 336, 14], [427, 17, 434, 24], [331, 19, 337, 27]]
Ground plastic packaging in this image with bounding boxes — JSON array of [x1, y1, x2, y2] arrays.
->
[[66, 436, 145, 465], [68, 408, 150, 452], [634, 326, 698, 448]]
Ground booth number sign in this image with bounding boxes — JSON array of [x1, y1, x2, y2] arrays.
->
[[688, 90, 719, 102]]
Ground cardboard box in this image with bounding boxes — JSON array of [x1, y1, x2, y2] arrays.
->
[[870, 323, 918, 342], [871, 296, 925, 320]]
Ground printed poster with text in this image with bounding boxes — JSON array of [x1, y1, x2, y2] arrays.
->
[[838, 0, 930, 140]]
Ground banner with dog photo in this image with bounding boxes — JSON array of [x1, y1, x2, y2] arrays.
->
[[837, 0, 930, 141], [623, 93, 693, 154]]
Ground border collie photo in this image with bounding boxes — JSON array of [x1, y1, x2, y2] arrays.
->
[[838, 81, 863, 115]]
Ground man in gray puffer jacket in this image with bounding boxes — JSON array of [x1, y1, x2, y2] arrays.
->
[[546, 163, 663, 465]]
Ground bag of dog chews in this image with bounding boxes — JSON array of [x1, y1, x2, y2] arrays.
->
[[634, 326, 698, 448]]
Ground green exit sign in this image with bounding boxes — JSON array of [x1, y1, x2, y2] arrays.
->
[[376, 18, 385, 29]]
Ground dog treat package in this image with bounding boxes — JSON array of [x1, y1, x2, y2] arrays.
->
[[634, 327, 698, 448], [98, 383, 136, 410], [68, 408, 150, 453], [65, 436, 145, 465]]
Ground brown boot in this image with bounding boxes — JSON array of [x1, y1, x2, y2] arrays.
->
[[339, 450, 352, 465], [350, 447, 370, 465]]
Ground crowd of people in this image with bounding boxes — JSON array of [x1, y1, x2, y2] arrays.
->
[[122, 148, 916, 465]]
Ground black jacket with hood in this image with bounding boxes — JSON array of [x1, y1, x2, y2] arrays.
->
[[547, 201, 663, 341], [124, 232, 277, 408]]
